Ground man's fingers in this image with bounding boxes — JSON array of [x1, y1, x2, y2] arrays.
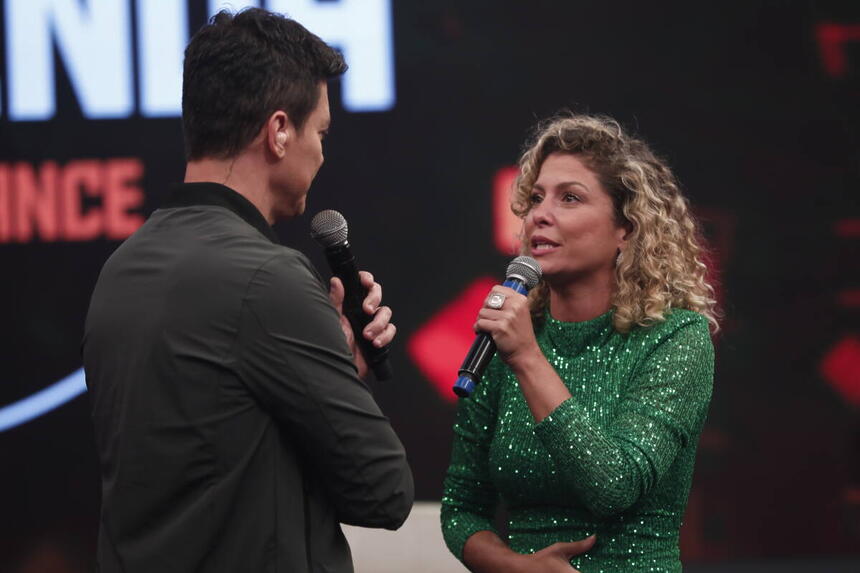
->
[[372, 322, 396, 348], [363, 306, 393, 340], [329, 277, 345, 312], [364, 282, 382, 313], [360, 315, 395, 347], [358, 271, 381, 313]]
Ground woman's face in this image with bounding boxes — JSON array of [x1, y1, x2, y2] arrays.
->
[[523, 152, 628, 286]]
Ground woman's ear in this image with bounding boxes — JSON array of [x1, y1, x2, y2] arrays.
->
[[616, 220, 632, 250]]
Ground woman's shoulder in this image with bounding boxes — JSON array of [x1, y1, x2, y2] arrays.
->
[[624, 309, 715, 381], [626, 308, 711, 346], [661, 308, 710, 329]]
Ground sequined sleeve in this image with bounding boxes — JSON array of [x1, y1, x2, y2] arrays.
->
[[440, 359, 502, 562], [532, 313, 714, 518]]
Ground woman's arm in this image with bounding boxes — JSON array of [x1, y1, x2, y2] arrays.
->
[[475, 287, 714, 518], [464, 531, 596, 573], [440, 359, 503, 561], [441, 355, 599, 572], [463, 531, 522, 573], [530, 315, 713, 517], [508, 346, 571, 422]]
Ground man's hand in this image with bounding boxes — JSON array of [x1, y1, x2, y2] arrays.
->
[[328, 271, 396, 378]]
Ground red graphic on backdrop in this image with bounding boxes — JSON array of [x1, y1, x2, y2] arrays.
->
[[408, 277, 497, 402], [816, 22, 860, 78], [837, 290, 860, 308], [695, 207, 736, 314], [0, 159, 144, 243], [820, 336, 860, 407], [410, 166, 524, 402], [834, 218, 860, 238], [493, 166, 521, 255], [820, 216, 860, 406]]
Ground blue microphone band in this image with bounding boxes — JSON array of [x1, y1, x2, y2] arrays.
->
[[502, 278, 529, 295], [452, 374, 477, 397]]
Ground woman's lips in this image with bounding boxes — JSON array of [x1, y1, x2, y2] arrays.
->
[[530, 239, 559, 256]]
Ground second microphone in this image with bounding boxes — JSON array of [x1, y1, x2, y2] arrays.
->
[[311, 209, 392, 381]]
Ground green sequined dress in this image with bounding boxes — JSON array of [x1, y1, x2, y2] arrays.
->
[[441, 309, 714, 573]]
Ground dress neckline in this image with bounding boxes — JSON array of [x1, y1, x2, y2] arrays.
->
[[543, 308, 615, 356]]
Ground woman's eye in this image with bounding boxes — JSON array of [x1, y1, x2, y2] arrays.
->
[[562, 192, 580, 203], [529, 193, 543, 204]]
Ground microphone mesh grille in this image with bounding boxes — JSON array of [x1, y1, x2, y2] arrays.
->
[[310, 210, 348, 247], [506, 256, 542, 289]]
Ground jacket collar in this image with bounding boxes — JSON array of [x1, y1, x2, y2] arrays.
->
[[163, 182, 280, 244]]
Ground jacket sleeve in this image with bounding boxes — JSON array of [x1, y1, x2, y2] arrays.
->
[[532, 314, 714, 518], [236, 250, 413, 529], [440, 358, 502, 562]]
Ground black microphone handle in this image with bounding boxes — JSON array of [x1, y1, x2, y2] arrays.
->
[[324, 242, 392, 380], [457, 333, 496, 382]]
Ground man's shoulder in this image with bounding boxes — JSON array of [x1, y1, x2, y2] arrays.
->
[[101, 206, 315, 291], [150, 203, 273, 243], [248, 247, 323, 298], [147, 205, 290, 263]]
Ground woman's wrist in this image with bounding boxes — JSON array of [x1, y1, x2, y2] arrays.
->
[[463, 531, 526, 573], [506, 341, 545, 377], [508, 344, 572, 423], [506, 552, 533, 573]]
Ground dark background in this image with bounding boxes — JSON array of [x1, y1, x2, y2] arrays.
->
[[1, 1, 858, 571]]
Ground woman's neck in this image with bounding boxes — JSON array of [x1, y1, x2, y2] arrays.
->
[[547, 272, 614, 323]]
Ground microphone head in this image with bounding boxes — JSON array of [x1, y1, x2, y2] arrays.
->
[[506, 256, 542, 289], [310, 209, 349, 247]]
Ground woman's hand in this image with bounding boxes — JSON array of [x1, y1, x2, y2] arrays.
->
[[463, 531, 595, 573], [329, 271, 396, 379], [474, 286, 541, 371], [475, 286, 572, 423], [512, 537, 596, 572]]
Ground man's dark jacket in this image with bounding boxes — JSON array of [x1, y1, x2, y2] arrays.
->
[[83, 183, 414, 573]]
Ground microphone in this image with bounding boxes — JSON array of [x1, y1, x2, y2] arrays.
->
[[453, 256, 542, 398], [310, 210, 392, 381]]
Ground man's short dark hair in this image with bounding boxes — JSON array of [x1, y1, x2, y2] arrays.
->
[[182, 8, 347, 160]]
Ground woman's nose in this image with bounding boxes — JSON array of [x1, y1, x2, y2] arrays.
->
[[530, 201, 552, 226]]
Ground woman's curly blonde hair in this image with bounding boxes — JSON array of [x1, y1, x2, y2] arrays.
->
[[512, 113, 719, 333]]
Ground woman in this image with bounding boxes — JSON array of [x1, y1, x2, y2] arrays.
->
[[441, 114, 718, 573]]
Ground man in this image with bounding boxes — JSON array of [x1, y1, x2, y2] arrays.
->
[[83, 9, 413, 573]]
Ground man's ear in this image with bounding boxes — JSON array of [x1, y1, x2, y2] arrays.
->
[[266, 111, 291, 158]]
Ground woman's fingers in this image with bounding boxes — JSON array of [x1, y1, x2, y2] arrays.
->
[[550, 536, 597, 559]]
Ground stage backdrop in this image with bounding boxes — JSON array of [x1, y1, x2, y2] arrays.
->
[[1, 1, 858, 571]]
